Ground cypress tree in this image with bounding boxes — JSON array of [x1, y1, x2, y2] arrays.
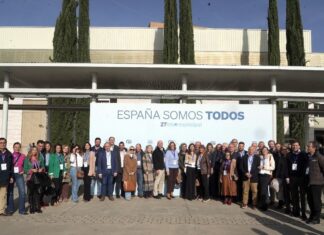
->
[[286, 0, 307, 147], [179, 0, 195, 64], [268, 0, 284, 143], [78, 0, 90, 62], [163, 0, 178, 64], [51, 0, 90, 145], [74, 0, 91, 145]]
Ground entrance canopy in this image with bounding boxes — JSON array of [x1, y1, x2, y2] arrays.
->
[[0, 63, 324, 101], [1, 63, 324, 140]]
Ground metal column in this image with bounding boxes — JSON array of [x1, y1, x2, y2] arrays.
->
[[271, 78, 277, 141], [1, 73, 9, 138]]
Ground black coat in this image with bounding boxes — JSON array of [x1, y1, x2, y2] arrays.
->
[[275, 154, 289, 179], [0, 149, 13, 186], [111, 145, 122, 173], [241, 154, 260, 183], [153, 147, 165, 170], [287, 151, 308, 178]]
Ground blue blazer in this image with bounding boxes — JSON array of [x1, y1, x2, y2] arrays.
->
[[97, 149, 118, 175]]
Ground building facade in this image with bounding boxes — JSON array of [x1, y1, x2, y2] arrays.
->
[[0, 26, 323, 151]]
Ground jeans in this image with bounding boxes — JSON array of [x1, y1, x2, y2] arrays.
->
[[136, 169, 144, 196], [101, 170, 114, 197], [70, 167, 81, 202], [91, 178, 102, 196], [125, 192, 131, 200], [7, 174, 26, 214]]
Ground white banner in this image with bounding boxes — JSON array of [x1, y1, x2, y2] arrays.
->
[[90, 103, 273, 148]]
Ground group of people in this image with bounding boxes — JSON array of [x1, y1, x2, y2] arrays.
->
[[0, 136, 323, 225]]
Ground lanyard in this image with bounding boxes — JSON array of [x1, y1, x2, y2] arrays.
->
[[1, 152, 6, 161], [172, 151, 176, 159]]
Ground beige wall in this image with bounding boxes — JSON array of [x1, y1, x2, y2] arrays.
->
[[21, 99, 47, 153]]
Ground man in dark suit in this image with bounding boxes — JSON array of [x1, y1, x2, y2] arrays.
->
[[287, 140, 308, 220], [97, 142, 118, 201], [241, 146, 260, 209], [235, 141, 247, 202], [0, 138, 13, 216], [108, 137, 122, 198]]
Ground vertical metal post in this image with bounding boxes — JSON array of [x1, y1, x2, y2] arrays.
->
[[91, 73, 97, 103], [181, 75, 187, 104], [271, 78, 277, 142], [1, 72, 9, 138]]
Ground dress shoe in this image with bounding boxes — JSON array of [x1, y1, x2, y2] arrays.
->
[[306, 218, 313, 224], [109, 196, 114, 201], [301, 214, 307, 221], [116, 195, 121, 199], [100, 197, 105, 201], [311, 219, 320, 225]]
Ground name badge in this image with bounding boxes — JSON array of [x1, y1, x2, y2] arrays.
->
[[292, 163, 297, 171], [223, 170, 227, 176], [137, 161, 141, 167], [172, 160, 178, 165], [1, 163, 7, 171], [60, 164, 64, 170], [14, 166, 19, 173], [83, 162, 88, 168], [305, 167, 309, 175]]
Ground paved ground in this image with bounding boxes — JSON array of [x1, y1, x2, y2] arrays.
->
[[0, 195, 323, 235]]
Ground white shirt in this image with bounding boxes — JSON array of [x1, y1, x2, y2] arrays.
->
[[70, 153, 83, 167], [106, 151, 112, 169], [120, 150, 126, 168]]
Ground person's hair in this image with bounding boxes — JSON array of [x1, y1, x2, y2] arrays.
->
[[0, 137, 7, 143], [27, 146, 39, 160], [206, 143, 213, 152], [261, 146, 269, 154], [44, 141, 52, 153], [119, 141, 125, 145], [167, 141, 176, 150], [238, 141, 245, 145], [109, 136, 115, 141], [71, 144, 83, 155], [291, 140, 300, 145], [145, 145, 153, 153], [179, 143, 187, 152], [53, 144, 63, 154], [95, 137, 101, 142], [36, 140, 44, 145], [187, 143, 195, 153], [62, 144, 70, 153], [83, 142, 92, 152], [13, 142, 21, 148], [308, 141, 318, 150]]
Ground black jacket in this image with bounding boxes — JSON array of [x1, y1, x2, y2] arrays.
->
[[275, 154, 289, 179], [0, 149, 13, 186], [287, 151, 308, 178], [111, 145, 122, 173], [153, 147, 165, 170], [308, 152, 324, 185], [241, 154, 260, 183]]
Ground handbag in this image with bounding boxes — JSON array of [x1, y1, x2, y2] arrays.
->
[[75, 154, 84, 179], [123, 180, 136, 192]]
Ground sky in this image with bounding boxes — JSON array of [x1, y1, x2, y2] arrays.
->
[[0, 0, 323, 52]]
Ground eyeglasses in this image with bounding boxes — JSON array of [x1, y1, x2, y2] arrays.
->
[[129, 149, 135, 151]]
